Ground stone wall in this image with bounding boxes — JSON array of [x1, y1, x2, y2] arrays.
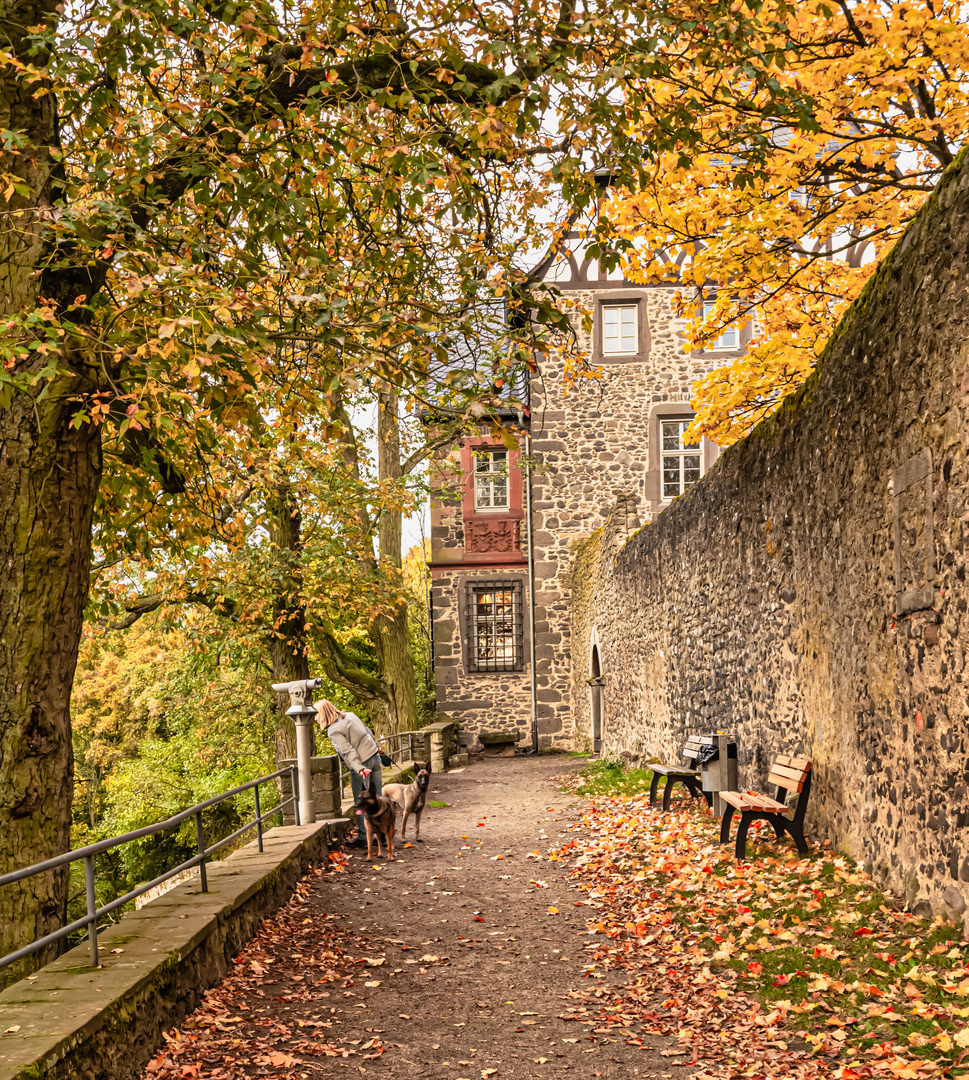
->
[[278, 754, 341, 825], [571, 154, 969, 918], [0, 822, 342, 1080], [430, 564, 533, 747], [528, 286, 726, 748]]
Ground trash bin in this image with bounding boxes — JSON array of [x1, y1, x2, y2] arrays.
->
[[698, 735, 738, 794]]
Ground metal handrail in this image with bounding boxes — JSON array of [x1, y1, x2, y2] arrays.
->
[[379, 731, 419, 766], [0, 765, 299, 973]]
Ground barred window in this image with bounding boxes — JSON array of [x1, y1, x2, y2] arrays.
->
[[474, 450, 509, 511], [466, 580, 524, 672], [661, 418, 702, 499]]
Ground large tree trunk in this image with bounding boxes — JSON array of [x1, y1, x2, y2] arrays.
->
[[0, 2, 102, 984], [0, 391, 101, 984], [267, 483, 311, 762], [372, 385, 419, 733]]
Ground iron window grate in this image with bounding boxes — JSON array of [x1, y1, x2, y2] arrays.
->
[[465, 579, 524, 673]]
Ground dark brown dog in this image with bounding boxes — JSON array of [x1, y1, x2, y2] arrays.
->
[[355, 786, 396, 860], [382, 764, 431, 843]]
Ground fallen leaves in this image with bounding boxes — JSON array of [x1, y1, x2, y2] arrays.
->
[[138, 866, 387, 1079], [550, 771, 969, 1080]]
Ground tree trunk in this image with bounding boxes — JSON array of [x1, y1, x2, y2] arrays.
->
[[373, 385, 419, 733], [0, 390, 101, 984], [267, 482, 311, 762], [0, 3, 103, 984]]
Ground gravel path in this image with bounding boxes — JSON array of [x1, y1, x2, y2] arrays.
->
[[144, 755, 672, 1080]]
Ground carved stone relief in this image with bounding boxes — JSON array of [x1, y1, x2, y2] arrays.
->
[[466, 518, 520, 554]]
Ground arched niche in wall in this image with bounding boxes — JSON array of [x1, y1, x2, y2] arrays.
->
[[589, 636, 604, 755]]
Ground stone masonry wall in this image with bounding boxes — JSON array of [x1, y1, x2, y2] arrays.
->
[[528, 286, 727, 748], [571, 155, 969, 919]]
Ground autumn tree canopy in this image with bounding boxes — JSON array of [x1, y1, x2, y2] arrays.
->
[[607, 0, 969, 443], [5, 0, 814, 975], [6, 0, 951, 975]]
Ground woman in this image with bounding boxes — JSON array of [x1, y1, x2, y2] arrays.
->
[[315, 700, 383, 849]]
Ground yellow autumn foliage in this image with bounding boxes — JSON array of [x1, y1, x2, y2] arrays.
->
[[608, 0, 969, 444]]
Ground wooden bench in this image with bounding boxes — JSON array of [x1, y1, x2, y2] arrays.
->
[[648, 737, 711, 811], [719, 755, 813, 860]]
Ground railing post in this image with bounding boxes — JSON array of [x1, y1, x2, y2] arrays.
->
[[290, 765, 301, 826], [84, 855, 98, 967], [254, 784, 264, 852], [195, 811, 208, 892]]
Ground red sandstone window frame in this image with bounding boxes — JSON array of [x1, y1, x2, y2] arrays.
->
[[461, 437, 524, 522]]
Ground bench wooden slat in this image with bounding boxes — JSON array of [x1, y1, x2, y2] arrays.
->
[[748, 795, 789, 813], [651, 764, 698, 777], [776, 755, 811, 772], [768, 766, 809, 791], [720, 791, 755, 810], [723, 791, 791, 813], [770, 762, 809, 783]]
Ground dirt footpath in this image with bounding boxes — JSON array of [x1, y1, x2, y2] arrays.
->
[[146, 755, 672, 1080]]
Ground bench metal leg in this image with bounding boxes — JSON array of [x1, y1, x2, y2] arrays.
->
[[662, 777, 680, 812], [649, 773, 662, 807], [787, 819, 810, 856], [683, 777, 702, 800], [735, 811, 756, 860], [719, 803, 736, 844]]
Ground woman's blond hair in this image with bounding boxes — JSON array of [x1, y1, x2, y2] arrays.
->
[[314, 700, 342, 727]]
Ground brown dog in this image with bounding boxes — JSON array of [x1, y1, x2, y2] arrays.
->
[[355, 786, 396, 860], [382, 764, 431, 843]]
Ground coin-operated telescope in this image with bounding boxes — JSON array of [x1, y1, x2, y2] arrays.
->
[[272, 678, 324, 824]]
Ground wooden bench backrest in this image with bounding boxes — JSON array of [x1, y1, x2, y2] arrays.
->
[[768, 755, 812, 793], [683, 736, 707, 762]]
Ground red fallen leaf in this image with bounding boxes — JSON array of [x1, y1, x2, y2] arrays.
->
[[853, 927, 873, 936], [747, 962, 763, 974], [473, 916, 484, 922], [772, 974, 791, 986]]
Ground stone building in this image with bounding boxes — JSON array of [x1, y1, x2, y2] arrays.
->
[[427, 233, 732, 752]]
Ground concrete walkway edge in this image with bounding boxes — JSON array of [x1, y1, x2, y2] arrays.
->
[[0, 819, 346, 1080]]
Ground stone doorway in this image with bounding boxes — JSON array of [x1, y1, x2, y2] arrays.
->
[[590, 644, 604, 754]]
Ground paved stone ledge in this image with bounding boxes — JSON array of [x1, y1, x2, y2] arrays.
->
[[0, 819, 348, 1080]]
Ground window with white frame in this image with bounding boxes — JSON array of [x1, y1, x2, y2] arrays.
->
[[661, 418, 702, 499], [601, 303, 638, 355], [466, 581, 523, 672], [702, 298, 738, 350], [473, 449, 509, 511]]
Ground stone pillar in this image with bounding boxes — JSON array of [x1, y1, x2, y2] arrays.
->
[[422, 719, 459, 773], [278, 755, 341, 826]]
